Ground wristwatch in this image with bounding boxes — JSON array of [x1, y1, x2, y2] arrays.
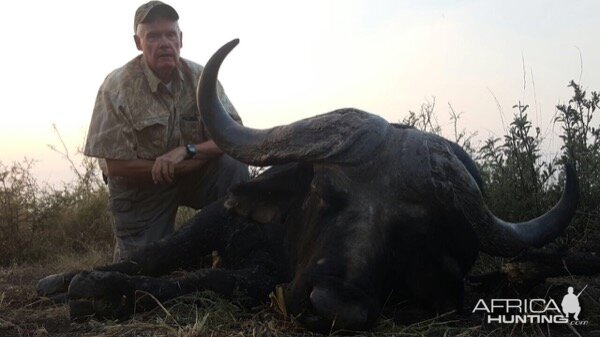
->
[[185, 144, 197, 159]]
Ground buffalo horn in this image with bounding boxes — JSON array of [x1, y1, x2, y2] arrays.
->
[[196, 39, 389, 166], [481, 163, 579, 256]]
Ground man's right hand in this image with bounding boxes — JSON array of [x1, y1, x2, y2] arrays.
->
[[151, 146, 187, 184]]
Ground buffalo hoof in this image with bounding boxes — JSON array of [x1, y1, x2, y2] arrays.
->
[[68, 271, 136, 321], [37, 271, 80, 302]]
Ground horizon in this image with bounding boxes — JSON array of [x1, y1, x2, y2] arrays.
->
[[1, 0, 598, 186]]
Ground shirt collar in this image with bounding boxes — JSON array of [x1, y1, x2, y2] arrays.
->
[[140, 56, 183, 94]]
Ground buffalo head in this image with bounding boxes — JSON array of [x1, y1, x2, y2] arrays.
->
[[197, 39, 579, 332]]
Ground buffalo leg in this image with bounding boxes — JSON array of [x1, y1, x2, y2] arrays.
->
[[98, 200, 242, 275], [68, 265, 278, 321], [38, 200, 247, 298]]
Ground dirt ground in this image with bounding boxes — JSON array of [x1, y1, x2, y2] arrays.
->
[[1, 264, 599, 337], [0, 264, 336, 337]]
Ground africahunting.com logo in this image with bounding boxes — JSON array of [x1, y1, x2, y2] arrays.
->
[[473, 285, 589, 326]]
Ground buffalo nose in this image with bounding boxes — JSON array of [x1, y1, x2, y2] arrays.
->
[[308, 286, 368, 330]]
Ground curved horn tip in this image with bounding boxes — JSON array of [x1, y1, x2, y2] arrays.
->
[[564, 162, 573, 186], [565, 162, 579, 194], [566, 161, 576, 178], [223, 38, 240, 52], [206, 39, 240, 67]]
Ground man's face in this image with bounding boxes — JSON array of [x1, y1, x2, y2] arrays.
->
[[135, 18, 182, 81]]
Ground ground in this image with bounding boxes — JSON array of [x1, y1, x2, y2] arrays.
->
[[0, 262, 297, 337], [1, 258, 599, 337]]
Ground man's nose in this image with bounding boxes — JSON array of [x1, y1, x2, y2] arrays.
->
[[157, 35, 171, 47]]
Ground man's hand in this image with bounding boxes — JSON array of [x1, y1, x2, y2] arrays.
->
[[105, 141, 222, 184], [152, 146, 187, 184]]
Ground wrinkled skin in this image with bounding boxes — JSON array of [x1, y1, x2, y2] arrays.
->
[[38, 40, 579, 333]]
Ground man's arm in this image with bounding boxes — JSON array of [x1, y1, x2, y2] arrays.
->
[[105, 140, 224, 184]]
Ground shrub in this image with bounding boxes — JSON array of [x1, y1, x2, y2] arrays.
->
[[554, 81, 600, 249], [477, 102, 557, 221], [0, 156, 113, 266], [404, 82, 599, 251]]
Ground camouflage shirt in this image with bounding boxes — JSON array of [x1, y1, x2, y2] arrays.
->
[[84, 55, 240, 160]]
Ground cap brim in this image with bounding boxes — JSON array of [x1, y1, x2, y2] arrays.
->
[[142, 4, 179, 23]]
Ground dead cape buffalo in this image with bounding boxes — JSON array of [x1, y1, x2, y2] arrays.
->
[[38, 39, 579, 332]]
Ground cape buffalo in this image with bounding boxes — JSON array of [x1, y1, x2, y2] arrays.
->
[[38, 39, 579, 332]]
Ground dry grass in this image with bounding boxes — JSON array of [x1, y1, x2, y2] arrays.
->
[[2, 260, 597, 337]]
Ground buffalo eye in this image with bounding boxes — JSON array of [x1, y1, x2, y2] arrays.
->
[[310, 171, 349, 210]]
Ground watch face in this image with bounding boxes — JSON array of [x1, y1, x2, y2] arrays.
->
[[186, 144, 197, 157]]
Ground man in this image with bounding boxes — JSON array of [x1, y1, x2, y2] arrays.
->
[[84, 1, 249, 261], [561, 286, 582, 320]]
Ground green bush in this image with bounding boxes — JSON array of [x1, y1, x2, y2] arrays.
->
[[0, 157, 113, 266], [477, 102, 557, 221], [406, 81, 599, 251], [554, 81, 600, 249]]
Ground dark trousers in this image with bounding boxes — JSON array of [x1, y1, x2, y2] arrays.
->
[[108, 155, 249, 261]]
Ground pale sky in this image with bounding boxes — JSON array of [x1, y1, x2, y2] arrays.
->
[[1, 0, 598, 185]]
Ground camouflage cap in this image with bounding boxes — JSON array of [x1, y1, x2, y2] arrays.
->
[[134, 1, 179, 33]]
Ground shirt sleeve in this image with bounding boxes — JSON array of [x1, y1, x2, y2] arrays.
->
[[84, 82, 137, 160]]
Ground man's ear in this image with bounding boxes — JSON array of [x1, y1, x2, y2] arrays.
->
[[134, 35, 142, 51], [179, 31, 183, 49]]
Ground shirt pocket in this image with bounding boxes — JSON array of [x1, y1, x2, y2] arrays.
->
[[133, 116, 169, 159], [180, 114, 203, 144]]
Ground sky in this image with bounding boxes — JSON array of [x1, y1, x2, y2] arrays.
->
[[0, 0, 598, 185]]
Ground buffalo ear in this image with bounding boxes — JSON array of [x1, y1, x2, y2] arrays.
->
[[225, 163, 313, 224]]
